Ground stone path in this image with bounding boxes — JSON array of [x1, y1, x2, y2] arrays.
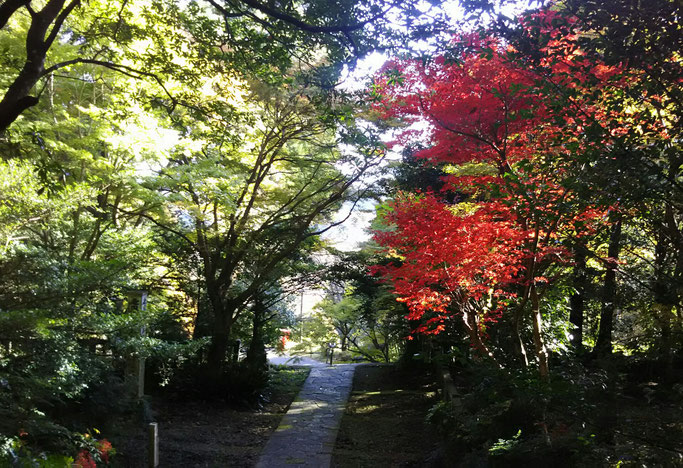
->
[[266, 350, 327, 367], [256, 363, 358, 468]]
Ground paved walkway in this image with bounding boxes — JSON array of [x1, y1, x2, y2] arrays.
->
[[256, 363, 358, 467], [266, 350, 327, 367]]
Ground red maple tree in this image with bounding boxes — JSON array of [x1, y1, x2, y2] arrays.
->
[[371, 21, 612, 376]]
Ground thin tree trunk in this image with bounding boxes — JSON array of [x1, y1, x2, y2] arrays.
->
[[462, 304, 498, 364], [569, 243, 587, 350], [674, 233, 683, 353], [664, 156, 683, 355], [594, 217, 622, 357], [530, 285, 549, 379], [512, 296, 530, 367], [340, 334, 348, 351]]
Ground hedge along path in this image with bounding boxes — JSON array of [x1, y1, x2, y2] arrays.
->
[[256, 363, 359, 467]]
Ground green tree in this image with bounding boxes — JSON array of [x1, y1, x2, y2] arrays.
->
[[0, 0, 452, 132], [138, 79, 383, 373]]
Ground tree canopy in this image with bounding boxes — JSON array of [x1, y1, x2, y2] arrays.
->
[[0, 0, 681, 465]]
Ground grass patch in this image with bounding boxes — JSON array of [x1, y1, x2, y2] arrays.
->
[[268, 366, 310, 398]]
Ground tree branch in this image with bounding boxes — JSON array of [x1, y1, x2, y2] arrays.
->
[[229, 0, 397, 34], [41, 59, 178, 112], [0, 0, 29, 29], [44, 0, 79, 49]]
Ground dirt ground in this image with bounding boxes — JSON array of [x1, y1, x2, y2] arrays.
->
[[112, 367, 309, 467], [332, 364, 442, 468]]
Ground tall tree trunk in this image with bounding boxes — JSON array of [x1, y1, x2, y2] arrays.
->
[[664, 156, 683, 356], [206, 302, 235, 376], [569, 243, 587, 350], [207, 330, 230, 374], [340, 333, 348, 351], [246, 297, 267, 370], [530, 285, 549, 379], [594, 217, 622, 357], [653, 208, 678, 365]]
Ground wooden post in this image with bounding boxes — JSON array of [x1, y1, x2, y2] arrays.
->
[[137, 357, 145, 399], [148, 422, 158, 468], [137, 290, 148, 399]]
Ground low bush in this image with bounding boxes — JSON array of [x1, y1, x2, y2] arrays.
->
[[429, 356, 683, 467]]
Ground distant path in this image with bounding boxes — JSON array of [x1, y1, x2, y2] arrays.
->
[[256, 362, 359, 467], [267, 349, 327, 367]]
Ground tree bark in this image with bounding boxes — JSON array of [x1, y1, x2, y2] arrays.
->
[[653, 209, 678, 364], [569, 243, 587, 350], [340, 334, 348, 351], [594, 217, 622, 357], [399, 318, 424, 367], [206, 301, 235, 375], [0, 0, 29, 29], [673, 223, 683, 354], [512, 302, 530, 367]]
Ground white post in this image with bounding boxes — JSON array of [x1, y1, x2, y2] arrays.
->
[[148, 422, 159, 468], [125, 290, 148, 399], [299, 290, 304, 342]]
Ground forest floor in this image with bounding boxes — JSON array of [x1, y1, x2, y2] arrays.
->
[[112, 366, 309, 467], [331, 364, 443, 468]]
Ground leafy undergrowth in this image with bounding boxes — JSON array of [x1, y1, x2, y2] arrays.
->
[[113, 366, 309, 467], [434, 356, 683, 467], [332, 364, 442, 467]]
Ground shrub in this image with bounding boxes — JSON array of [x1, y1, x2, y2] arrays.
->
[[166, 362, 269, 404]]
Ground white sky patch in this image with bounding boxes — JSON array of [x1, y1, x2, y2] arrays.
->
[[322, 199, 376, 251], [292, 288, 327, 321], [339, 51, 388, 92], [132, 131, 177, 177], [104, 108, 180, 177]]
